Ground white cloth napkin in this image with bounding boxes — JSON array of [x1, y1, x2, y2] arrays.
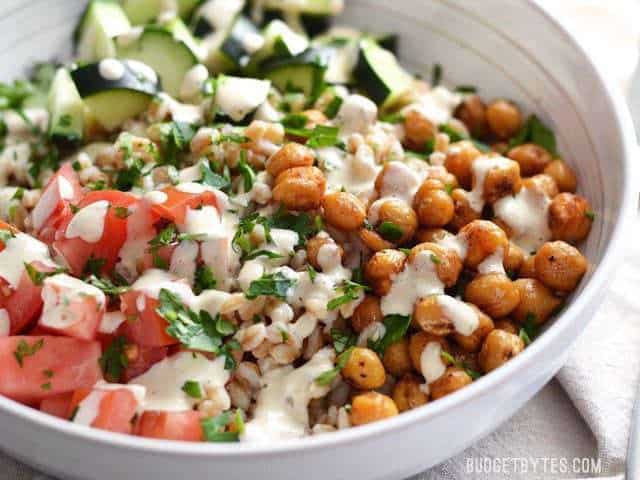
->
[[2, 2, 640, 480]]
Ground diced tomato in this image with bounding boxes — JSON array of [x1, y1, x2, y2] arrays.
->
[[53, 190, 138, 276], [151, 186, 219, 225], [91, 389, 139, 434], [138, 244, 176, 272], [37, 274, 106, 341], [0, 260, 56, 335], [66, 387, 92, 418], [32, 163, 83, 244], [135, 411, 203, 441], [0, 336, 102, 402], [40, 392, 73, 419], [122, 345, 168, 382], [120, 291, 177, 347]]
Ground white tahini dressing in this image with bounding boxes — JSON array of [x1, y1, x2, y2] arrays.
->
[[335, 94, 378, 136], [129, 352, 229, 411], [464, 155, 514, 212], [436, 295, 479, 336], [98, 59, 125, 81], [179, 64, 209, 101], [65, 200, 110, 243], [73, 382, 146, 427], [215, 77, 271, 122], [381, 250, 444, 316], [477, 247, 506, 276], [403, 86, 462, 126], [241, 348, 335, 442], [0, 233, 57, 289], [40, 274, 106, 330], [31, 175, 74, 231], [319, 145, 380, 204], [98, 311, 126, 335], [0, 309, 9, 336], [420, 341, 446, 383]]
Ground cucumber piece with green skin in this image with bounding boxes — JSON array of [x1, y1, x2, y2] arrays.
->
[[70, 59, 159, 130], [205, 15, 264, 73], [122, 0, 204, 25], [262, 48, 326, 99], [213, 75, 271, 123], [116, 23, 198, 97], [74, 0, 131, 62], [247, 0, 342, 35], [313, 28, 361, 85], [47, 69, 85, 142], [354, 38, 413, 109]]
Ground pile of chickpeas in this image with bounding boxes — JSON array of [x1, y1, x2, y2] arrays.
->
[[260, 95, 592, 427]]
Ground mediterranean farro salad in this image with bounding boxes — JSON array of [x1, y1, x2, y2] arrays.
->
[[0, 0, 593, 443]]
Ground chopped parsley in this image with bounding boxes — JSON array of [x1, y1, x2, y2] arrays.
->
[[454, 85, 477, 94], [24, 263, 66, 286], [315, 346, 354, 386], [237, 150, 256, 192], [285, 125, 342, 149], [431, 63, 442, 86], [440, 350, 482, 380], [157, 122, 196, 167], [201, 410, 243, 442], [307, 264, 318, 282], [430, 254, 441, 265], [83, 256, 106, 276], [519, 313, 538, 346], [11, 187, 24, 201], [438, 124, 466, 143], [585, 211, 596, 221], [194, 264, 217, 295], [368, 315, 411, 355], [216, 133, 249, 145], [281, 113, 308, 129], [244, 249, 283, 261], [13, 338, 44, 367], [182, 380, 203, 399], [232, 211, 273, 259], [114, 206, 131, 219], [0, 229, 15, 244], [508, 115, 557, 156], [380, 112, 404, 124], [323, 96, 343, 119], [376, 221, 404, 243], [86, 275, 130, 296], [200, 160, 231, 191], [330, 328, 357, 354], [99, 336, 129, 382], [245, 272, 295, 300], [327, 280, 368, 311]]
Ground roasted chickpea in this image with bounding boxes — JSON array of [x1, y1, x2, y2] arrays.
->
[[519, 255, 537, 278], [272, 166, 326, 211], [343, 347, 386, 389], [409, 332, 449, 372], [459, 220, 509, 269], [504, 242, 524, 275], [534, 241, 588, 292], [266, 143, 315, 178], [494, 319, 519, 335], [413, 295, 454, 336], [413, 179, 455, 228], [445, 141, 482, 190], [430, 367, 473, 400], [464, 273, 520, 318], [478, 329, 525, 373], [373, 198, 418, 245], [544, 159, 577, 193], [480, 157, 522, 204], [383, 339, 413, 377], [512, 278, 562, 325], [306, 235, 343, 271], [322, 191, 366, 232], [409, 243, 463, 287], [454, 95, 488, 138], [548, 193, 593, 243], [486, 100, 523, 139], [359, 227, 394, 252], [403, 109, 436, 151], [351, 295, 383, 333], [426, 166, 458, 190], [302, 109, 327, 129], [523, 174, 559, 199], [449, 188, 481, 231], [364, 249, 407, 296], [350, 392, 399, 426], [393, 374, 429, 412], [451, 306, 494, 353], [507, 143, 552, 176]]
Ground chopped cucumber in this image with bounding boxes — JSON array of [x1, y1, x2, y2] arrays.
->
[[70, 60, 159, 130], [256, 20, 308, 62], [47, 68, 85, 142], [354, 38, 412, 109], [75, 0, 131, 62], [116, 22, 199, 97], [213, 75, 271, 122], [192, 0, 245, 37], [262, 48, 326, 99], [313, 27, 361, 85], [247, 0, 343, 36], [205, 15, 263, 73], [122, 0, 203, 25]]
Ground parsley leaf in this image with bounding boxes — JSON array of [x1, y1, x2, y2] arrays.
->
[[194, 264, 217, 295], [201, 411, 240, 442], [86, 275, 130, 296], [246, 272, 295, 300], [182, 380, 203, 399], [200, 161, 231, 191], [431, 63, 442, 86], [440, 350, 482, 380], [281, 113, 308, 129], [24, 263, 66, 286], [244, 249, 283, 261], [99, 336, 129, 382], [519, 313, 538, 346], [13, 338, 44, 367], [455, 85, 477, 94], [0, 229, 15, 245], [323, 96, 343, 119], [438, 124, 466, 143], [157, 122, 196, 167], [327, 280, 368, 311], [315, 346, 354, 386], [330, 328, 356, 354], [376, 221, 404, 243], [368, 315, 411, 355], [270, 207, 318, 244], [508, 115, 557, 155], [237, 150, 255, 192]]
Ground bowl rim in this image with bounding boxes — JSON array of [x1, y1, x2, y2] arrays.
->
[[0, 0, 637, 461]]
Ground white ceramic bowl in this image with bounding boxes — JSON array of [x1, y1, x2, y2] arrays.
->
[[0, 1, 636, 479]]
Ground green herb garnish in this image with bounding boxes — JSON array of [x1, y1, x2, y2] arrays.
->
[[245, 272, 295, 300], [13, 338, 44, 367], [368, 315, 411, 355]]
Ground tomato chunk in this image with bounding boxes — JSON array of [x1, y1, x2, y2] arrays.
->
[[136, 411, 203, 441], [0, 336, 102, 402], [151, 186, 219, 225], [120, 291, 177, 347], [122, 345, 168, 382], [31, 163, 83, 244], [38, 274, 106, 341], [40, 392, 73, 419], [72, 383, 144, 434], [53, 190, 138, 276]]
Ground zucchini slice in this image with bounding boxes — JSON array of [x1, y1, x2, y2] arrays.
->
[[213, 75, 271, 122], [313, 27, 361, 85], [70, 59, 159, 130], [122, 0, 203, 25], [47, 68, 85, 142], [116, 22, 199, 97], [192, 0, 245, 38], [74, 0, 131, 62], [204, 15, 264, 73], [257, 20, 308, 61], [262, 48, 326, 99], [354, 38, 412, 109], [248, 0, 343, 35]]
